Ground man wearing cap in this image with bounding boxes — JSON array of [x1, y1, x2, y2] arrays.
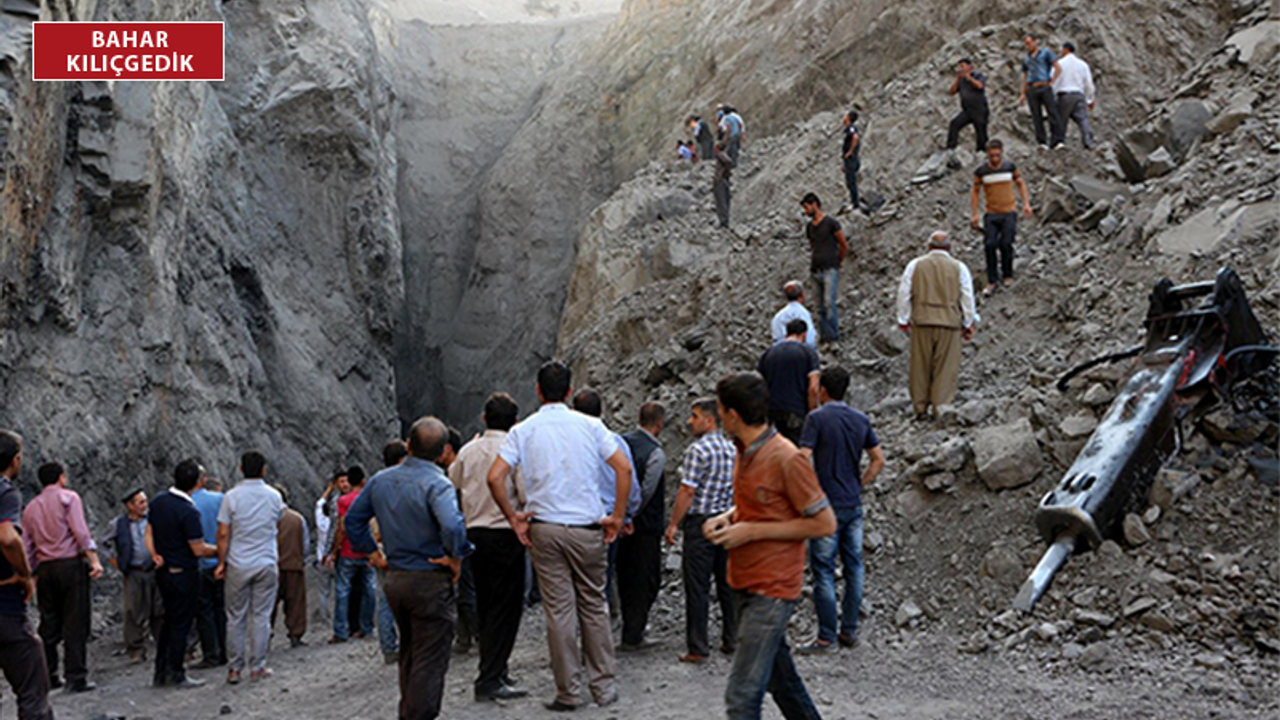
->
[[1053, 42, 1097, 149], [104, 489, 164, 663], [895, 231, 979, 420], [770, 281, 817, 348]]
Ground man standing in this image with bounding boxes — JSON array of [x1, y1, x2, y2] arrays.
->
[[105, 490, 163, 664], [487, 361, 632, 711], [23, 462, 103, 693], [374, 440, 407, 664], [326, 467, 376, 643], [770, 281, 817, 348], [215, 452, 284, 684], [704, 373, 834, 720], [0, 431, 54, 719], [970, 139, 1033, 295], [688, 115, 714, 164], [272, 485, 308, 650], [664, 399, 737, 663], [147, 459, 217, 688], [448, 392, 529, 702], [797, 367, 885, 653], [897, 231, 979, 419], [714, 142, 733, 229], [840, 112, 861, 214], [314, 470, 348, 626], [618, 402, 667, 650], [346, 417, 470, 720], [946, 58, 989, 154], [1020, 33, 1064, 149], [1054, 42, 1097, 149], [439, 429, 477, 657], [191, 476, 226, 668], [757, 319, 821, 444], [801, 193, 847, 343], [719, 106, 745, 166]]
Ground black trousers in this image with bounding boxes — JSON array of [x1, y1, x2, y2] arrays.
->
[[769, 409, 805, 445], [682, 514, 736, 656], [1026, 85, 1063, 146], [470, 528, 525, 695], [617, 530, 662, 646], [154, 565, 199, 685], [946, 106, 989, 152], [0, 613, 53, 720], [385, 570, 455, 720], [982, 211, 1018, 285], [35, 557, 90, 686], [843, 157, 860, 210], [456, 556, 477, 646], [714, 177, 731, 228], [196, 566, 226, 664]]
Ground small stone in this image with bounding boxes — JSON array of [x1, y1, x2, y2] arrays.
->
[[1194, 653, 1228, 670], [1144, 146, 1177, 177], [973, 418, 1044, 490], [1059, 414, 1098, 439], [1098, 540, 1123, 558], [1141, 612, 1175, 633], [1123, 513, 1152, 547], [981, 547, 1024, 589], [923, 472, 955, 492], [221, 706, 234, 716], [1079, 643, 1111, 670], [1143, 505, 1161, 525], [1150, 469, 1200, 509], [1061, 642, 1085, 660], [1034, 623, 1059, 642], [1123, 597, 1158, 618], [1081, 383, 1114, 406], [895, 600, 923, 628], [1074, 610, 1117, 628]]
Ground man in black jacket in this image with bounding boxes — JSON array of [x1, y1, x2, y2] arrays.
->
[[618, 403, 667, 650]]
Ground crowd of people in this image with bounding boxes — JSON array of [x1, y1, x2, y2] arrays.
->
[[0, 30, 1102, 720]]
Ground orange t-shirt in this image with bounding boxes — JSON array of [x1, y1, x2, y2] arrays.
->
[[728, 430, 830, 600]]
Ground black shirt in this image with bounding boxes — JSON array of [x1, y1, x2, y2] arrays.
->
[[757, 341, 820, 416], [842, 124, 860, 161], [959, 71, 988, 110], [148, 490, 204, 570], [0, 478, 25, 616], [806, 215, 843, 272]]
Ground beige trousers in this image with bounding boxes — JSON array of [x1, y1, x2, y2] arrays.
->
[[910, 325, 962, 415], [528, 522, 617, 706]]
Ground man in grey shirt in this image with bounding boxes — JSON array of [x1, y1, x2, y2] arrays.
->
[[215, 451, 284, 684]]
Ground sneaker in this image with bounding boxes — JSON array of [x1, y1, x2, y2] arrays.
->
[[326, 636, 347, 645], [65, 680, 97, 693], [796, 640, 834, 655], [1053, 142, 1066, 150], [172, 676, 206, 689], [250, 668, 274, 681], [1038, 144, 1050, 151], [226, 670, 242, 685], [838, 633, 859, 648], [982, 283, 996, 297], [678, 653, 708, 663]]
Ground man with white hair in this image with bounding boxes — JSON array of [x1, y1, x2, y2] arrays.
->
[[896, 231, 978, 420], [770, 281, 817, 347]]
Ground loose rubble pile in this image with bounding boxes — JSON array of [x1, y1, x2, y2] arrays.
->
[[557, 2, 1278, 711]]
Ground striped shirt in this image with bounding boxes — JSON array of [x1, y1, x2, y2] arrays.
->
[[680, 431, 737, 515], [974, 160, 1020, 215]]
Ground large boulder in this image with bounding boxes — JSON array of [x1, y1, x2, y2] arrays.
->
[[973, 418, 1044, 490], [1226, 20, 1280, 65], [1163, 100, 1212, 161], [1116, 127, 1162, 183], [1155, 199, 1280, 255]]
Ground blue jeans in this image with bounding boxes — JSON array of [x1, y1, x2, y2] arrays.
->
[[808, 507, 864, 642], [375, 569, 398, 655], [334, 557, 375, 640], [811, 268, 839, 342], [725, 591, 822, 720]]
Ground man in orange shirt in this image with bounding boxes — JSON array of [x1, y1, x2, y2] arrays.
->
[[705, 372, 835, 720]]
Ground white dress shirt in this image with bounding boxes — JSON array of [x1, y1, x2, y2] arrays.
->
[[1053, 53, 1096, 104], [770, 301, 818, 347], [896, 249, 979, 328]]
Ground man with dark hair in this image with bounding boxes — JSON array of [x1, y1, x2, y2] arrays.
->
[[797, 366, 885, 653], [688, 115, 714, 164], [840, 112, 861, 213], [1054, 42, 1097, 149], [191, 470, 227, 669], [488, 361, 632, 711], [347, 416, 471, 720], [801, 193, 847, 343], [271, 485, 308, 650], [215, 452, 284, 683], [757, 318, 821, 444], [104, 489, 163, 664], [718, 105, 745, 167], [314, 470, 348, 627], [714, 141, 733, 228], [946, 58, 989, 154], [971, 140, 1033, 296], [770, 281, 817, 348], [618, 402, 667, 650], [327, 466, 375, 643], [1020, 32, 1064, 149], [897, 231, 979, 418], [665, 399, 737, 663], [383, 440, 409, 468], [0, 431, 54, 719], [705, 373, 834, 720], [146, 459, 217, 688], [23, 462, 103, 693], [448, 392, 529, 701]]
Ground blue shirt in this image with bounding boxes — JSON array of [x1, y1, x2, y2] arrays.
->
[[345, 457, 470, 573], [0, 478, 25, 616], [799, 401, 880, 509], [191, 488, 223, 570], [1023, 48, 1057, 84], [599, 435, 642, 519]]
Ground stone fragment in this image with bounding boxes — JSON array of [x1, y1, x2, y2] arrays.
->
[[1150, 469, 1200, 509], [1194, 653, 1227, 670], [1163, 100, 1212, 160], [973, 418, 1043, 490], [1144, 146, 1176, 178], [1058, 413, 1098, 439], [870, 325, 909, 357], [1143, 505, 1161, 525], [981, 547, 1024, 589], [1116, 127, 1162, 182], [1075, 200, 1110, 231], [1206, 93, 1256, 136], [923, 472, 955, 492], [1079, 643, 1111, 670], [1226, 20, 1280, 65], [1123, 597, 1158, 618], [1155, 198, 1280, 256], [895, 600, 923, 628], [1034, 623, 1059, 642], [1082, 383, 1114, 407], [1061, 642, 1085, 660], [1070, 175, 1128, 206], [1123, 513, 1152, 546], [1074, 610, 1117, 628], [1141, 612, 1175, 633], [1039, 177, 1077, 223], [910, 151, 951, 184]]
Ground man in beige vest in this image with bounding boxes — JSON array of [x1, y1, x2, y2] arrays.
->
[[895, 231, 979, 419]]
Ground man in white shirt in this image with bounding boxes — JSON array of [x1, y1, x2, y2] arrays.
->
[[1053, 41, 1097, 149], [896, 231, 979, 419], [487, 361, 632, 711], [770, 281, 818, 347]]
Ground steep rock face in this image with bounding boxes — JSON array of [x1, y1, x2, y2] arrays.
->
[[0, 0, 402, 520]]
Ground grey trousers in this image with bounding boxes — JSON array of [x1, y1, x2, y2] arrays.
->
[[1056, 92, 1095, 149], [225, 565, 279, 673], [528, 522, 617, 707], [122, 569, 163, 652], [714, 178, 731, 228]]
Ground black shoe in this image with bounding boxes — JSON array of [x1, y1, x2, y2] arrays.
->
[[501, 674, 522, 687], [476, 685, 529, 702], [65, 680, 97, 693], [544, 700, 578, 712], [172, 676, 206, 689], [289, 637, 307, 649], [48, 676, 63, 690], [195, 657, 226, 669]]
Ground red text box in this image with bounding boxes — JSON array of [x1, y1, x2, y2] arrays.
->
[[33, 22, 224, 81]]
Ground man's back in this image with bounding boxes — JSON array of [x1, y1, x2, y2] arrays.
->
[[277, 508, 307, 572], [771, 303, 817, 347], [0, 477, 25, 615], [22, 485, 91, 564], [449, 430, 524, 530], [800, 402, 879, 510], [191, 489, 222, 569], [910, 252, 963, 328], [150, 491, 202, 568], [757, 341, 819, 416], [498, 404, 618, 526], [355, 458, 466, 572], [218, 481, 283, 569]]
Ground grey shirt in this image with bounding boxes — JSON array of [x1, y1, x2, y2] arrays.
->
[[217, 479, 285, 570]]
